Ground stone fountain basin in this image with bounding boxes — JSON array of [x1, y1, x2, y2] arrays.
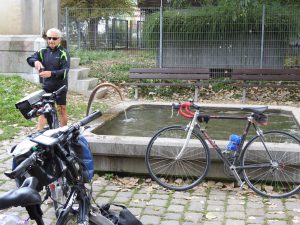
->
[[84, 101, 300, 180]]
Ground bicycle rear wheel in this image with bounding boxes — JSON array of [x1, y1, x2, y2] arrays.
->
[[241, 131, 300, 198], [145, 125, 210, 191]]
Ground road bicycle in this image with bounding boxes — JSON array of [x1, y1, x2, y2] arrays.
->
[[0, 110, 116, 225], [145, 102, 300, 198]]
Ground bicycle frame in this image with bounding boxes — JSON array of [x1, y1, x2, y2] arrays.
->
[[44, 100, 59, 129], [56, 184, 90, 225], [182, 108, 266, 186]]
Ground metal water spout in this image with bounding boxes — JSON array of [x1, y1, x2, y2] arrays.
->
[[86, 82, 124, 116]]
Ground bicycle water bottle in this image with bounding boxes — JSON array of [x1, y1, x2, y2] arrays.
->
[[56, 183, 63, 204], [227, 134, 241, 151]]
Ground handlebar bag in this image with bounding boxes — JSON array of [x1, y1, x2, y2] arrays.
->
[[72, 135, 94, 182]]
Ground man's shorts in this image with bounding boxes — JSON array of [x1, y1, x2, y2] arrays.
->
[[44, 88, 67, 105]]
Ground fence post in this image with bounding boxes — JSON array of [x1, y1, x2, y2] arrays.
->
[[159, 1, 164, 68], [65, 7, 70, 50], [77, 22, 81, 50], [137, 21, 140, 48], [260, 4, 265, 69], [126, 20, 129, 49], [112, 18, 116, 49]]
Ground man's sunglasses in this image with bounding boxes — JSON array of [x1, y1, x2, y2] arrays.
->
[[47, 37, 59, 41]]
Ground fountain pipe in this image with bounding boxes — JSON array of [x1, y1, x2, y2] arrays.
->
[[86, 82, 124, 116]]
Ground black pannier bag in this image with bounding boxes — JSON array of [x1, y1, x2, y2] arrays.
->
[[100, 203, 143, 225]]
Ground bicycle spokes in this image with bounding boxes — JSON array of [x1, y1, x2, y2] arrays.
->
[[242, 131, 300, 198]]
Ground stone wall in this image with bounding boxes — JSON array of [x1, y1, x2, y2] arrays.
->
[[0, 35, 45, 73]]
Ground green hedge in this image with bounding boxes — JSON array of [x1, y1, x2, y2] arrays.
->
[[143, 3, 299, 47]]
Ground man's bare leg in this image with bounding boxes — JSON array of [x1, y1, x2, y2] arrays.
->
[[37, 115, 47, 130], [57, 105, 68, 126]]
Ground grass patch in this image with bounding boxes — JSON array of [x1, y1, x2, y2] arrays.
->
[[71, 50, 156, 84], [0, 75, 39, 140]]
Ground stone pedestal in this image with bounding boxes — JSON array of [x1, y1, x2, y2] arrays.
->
[[0, 35, 46, 82]]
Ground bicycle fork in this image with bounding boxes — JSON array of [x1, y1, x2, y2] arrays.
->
[[175, 111, 199, 160]]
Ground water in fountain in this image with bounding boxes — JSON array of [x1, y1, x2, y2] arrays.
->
[[122, 109, 136, 123], [93, 105, 300, 139]]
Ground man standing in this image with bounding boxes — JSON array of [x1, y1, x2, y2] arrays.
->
[[27, 28, 70, 130]]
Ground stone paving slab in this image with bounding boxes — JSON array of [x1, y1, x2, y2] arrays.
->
[[1, 139, 300, 225]]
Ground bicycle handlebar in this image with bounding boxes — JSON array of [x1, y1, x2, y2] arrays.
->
[[26, 85, 67, 118], [53, 85, 67, 96], [173, 102, 200, 119], [78, 110, 102, 127], [27, 107, 39, 118], [5, 152, 37, 179], [59, 110, 102, 141]]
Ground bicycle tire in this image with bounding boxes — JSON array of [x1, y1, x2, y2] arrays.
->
[[60, 211, 110, 225], [241, 131, 300, 198], [59, 214, 77, 225], [145, 125, 210, 191]]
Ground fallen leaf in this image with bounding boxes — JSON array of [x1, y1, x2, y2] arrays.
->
[[205, 212, 217, 220]]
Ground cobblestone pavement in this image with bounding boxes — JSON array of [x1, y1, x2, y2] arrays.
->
[[1, 137, 300, 225]]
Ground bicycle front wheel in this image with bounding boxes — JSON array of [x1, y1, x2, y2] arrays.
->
[[146, 125, 210, 191], [241, 131, 300, 198], [60, 215, 77, 225]]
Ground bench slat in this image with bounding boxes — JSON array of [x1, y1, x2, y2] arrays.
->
[[129, 68, 210, 74], [129, 73, 210, 80], [126, 82, 203, 87], [231, 69, 300, 75], [231, 74, 300, 81]]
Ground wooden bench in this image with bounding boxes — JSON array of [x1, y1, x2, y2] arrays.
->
[[231, 68, 300, 102], [129, 68, 210, 101]]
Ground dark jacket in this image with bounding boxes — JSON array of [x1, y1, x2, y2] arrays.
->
[[27, 45, 70, 91]]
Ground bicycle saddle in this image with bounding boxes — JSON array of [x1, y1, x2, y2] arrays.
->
[[0, 177, 41, 210], [241, 106, 268, 114]]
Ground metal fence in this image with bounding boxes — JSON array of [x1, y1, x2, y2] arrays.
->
[[61, 6, 300, 69]]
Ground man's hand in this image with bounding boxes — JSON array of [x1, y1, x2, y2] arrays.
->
[[39, 71, 52, 78], [34, 61, 44, 71]]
